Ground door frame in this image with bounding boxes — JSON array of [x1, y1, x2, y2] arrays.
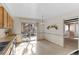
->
[[63, 18, 78, 47], [21, 22, 38, 41]]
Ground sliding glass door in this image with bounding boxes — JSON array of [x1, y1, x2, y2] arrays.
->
[[21, 23, 37, 42]]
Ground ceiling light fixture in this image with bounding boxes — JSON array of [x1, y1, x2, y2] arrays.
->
[[40, 16, 44, 25]]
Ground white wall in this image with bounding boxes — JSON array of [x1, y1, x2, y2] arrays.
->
[[13, 19, 21, 34], [43, 17, 64, 47], [78, 20, 79, 49]]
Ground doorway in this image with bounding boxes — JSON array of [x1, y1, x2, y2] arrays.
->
[[64, 18, 78, 50], [15, 23, 37, 55], [21, 23, 37, 42]]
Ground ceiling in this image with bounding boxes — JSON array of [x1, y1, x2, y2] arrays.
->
[[5, 3, 37, 19], [4, 3, 79, 19]]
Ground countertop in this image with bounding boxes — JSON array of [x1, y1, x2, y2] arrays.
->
[[0, 35, 16, 42], [0, 35, 16, 55]]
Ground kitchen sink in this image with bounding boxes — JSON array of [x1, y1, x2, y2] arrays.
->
[[0, 41, 9, 51]]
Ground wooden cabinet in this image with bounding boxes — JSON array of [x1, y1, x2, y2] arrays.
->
[[0, 7, 3, 28], [0, 7, 13, 29], [4, 9, 8, 28], [7, 14, 10, 28], [10, 16, 13, 29], [8, 14, 13, 29], [11, 19, 14, 29]]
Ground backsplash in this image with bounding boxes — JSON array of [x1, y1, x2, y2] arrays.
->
[[0, 29, 6, 38]]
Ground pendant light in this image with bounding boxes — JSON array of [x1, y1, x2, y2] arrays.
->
[[41, 16, 44, 25]]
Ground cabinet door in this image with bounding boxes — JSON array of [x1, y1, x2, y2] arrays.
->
[[8, 15, 13, 29], [8, 14, 10, 28], [12, 19, 14, 28], [10, 18, 12, 29], [0, 7, 3, 28], [9, 16, 12, 29], [11, 18, 13, 29], [4, 9, 8, 28]]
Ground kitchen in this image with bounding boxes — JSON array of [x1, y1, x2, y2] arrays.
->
[[0, 3, 79, 55]]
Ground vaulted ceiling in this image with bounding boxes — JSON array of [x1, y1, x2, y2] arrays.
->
[[4, 3, 79, 19]]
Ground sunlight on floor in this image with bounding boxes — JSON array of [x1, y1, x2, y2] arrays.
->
[[24, 41, 37, 55], [15, 36, 37, 55], [22, 36, 37, 41], [15, 42, 28, 55]]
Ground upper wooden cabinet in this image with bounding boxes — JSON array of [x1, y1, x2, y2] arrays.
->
[[0, 7, 13, 29], [7, 14, 13, 29], [4, 9, 8, 28], [10, 17, 13, 29], [0, 7, 3, 28]]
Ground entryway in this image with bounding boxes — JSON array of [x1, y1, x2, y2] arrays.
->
[[64, 18, 78, 52]]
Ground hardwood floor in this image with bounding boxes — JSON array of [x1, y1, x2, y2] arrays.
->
[[64, 39, 78, 50], [15, 39, 78, 55]]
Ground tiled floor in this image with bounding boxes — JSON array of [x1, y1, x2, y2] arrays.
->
[[15, 39, 78, 55]]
